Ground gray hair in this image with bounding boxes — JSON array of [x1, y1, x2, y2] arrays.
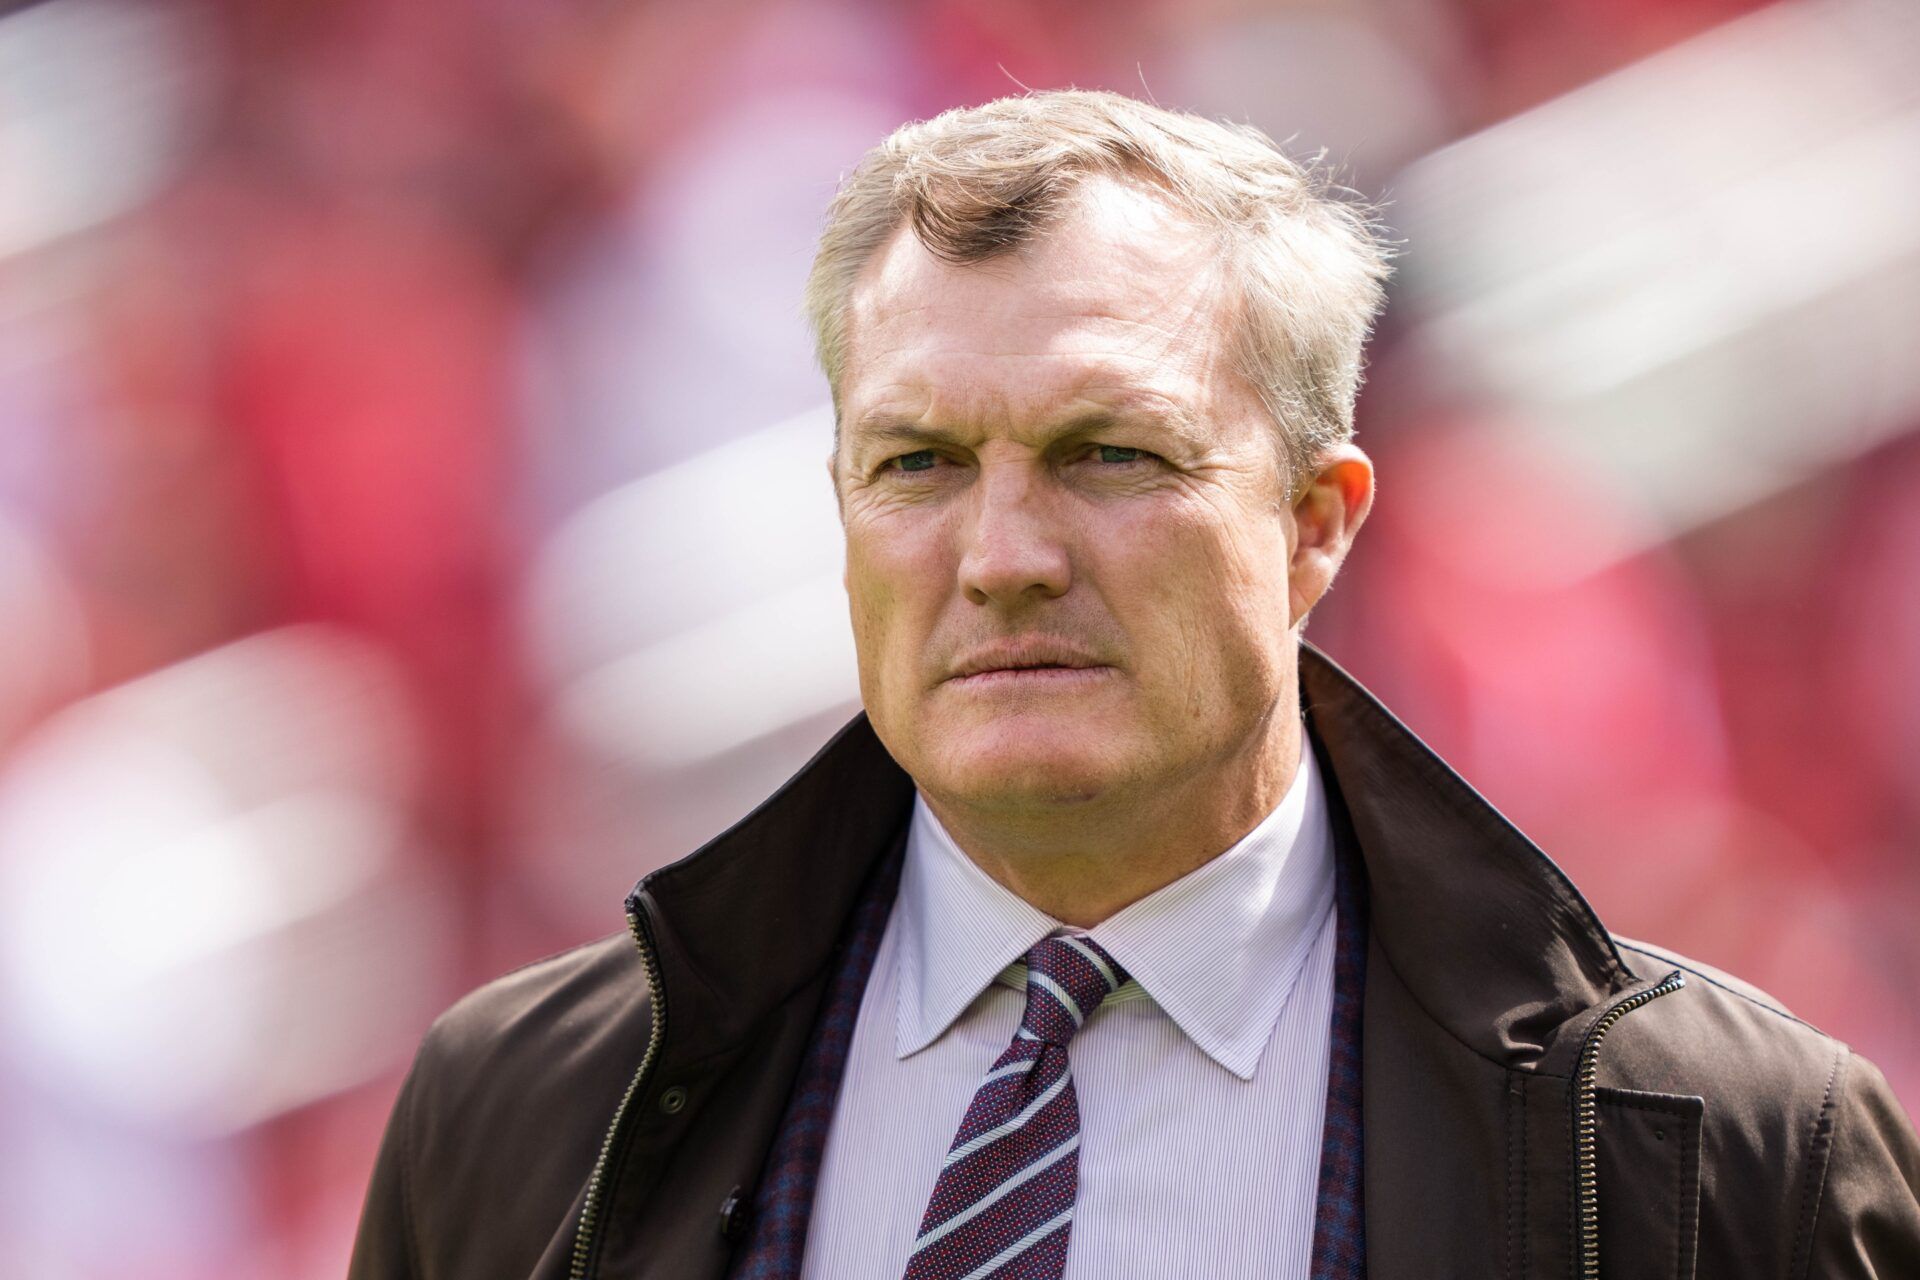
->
[[805, 89, 1396, 485]]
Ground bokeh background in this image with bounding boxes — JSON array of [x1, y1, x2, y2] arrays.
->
[[0, 0, 1915, 1273]]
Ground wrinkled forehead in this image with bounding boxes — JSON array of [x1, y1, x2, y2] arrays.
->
[[839, 177, 1239, 423]]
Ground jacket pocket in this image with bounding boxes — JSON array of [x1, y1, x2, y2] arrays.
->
[[1594, 1087, 1704, 1280]]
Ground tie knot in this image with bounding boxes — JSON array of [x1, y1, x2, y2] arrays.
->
[[1019, 935, 1127, 1046]]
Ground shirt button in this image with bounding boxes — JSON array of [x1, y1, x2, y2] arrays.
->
[[658, 1085, 689, 1115]]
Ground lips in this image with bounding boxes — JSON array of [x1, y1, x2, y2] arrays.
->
[[947, 638, 1109, 680]]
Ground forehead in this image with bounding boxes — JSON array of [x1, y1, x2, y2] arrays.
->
[[840, 177, 1238, 426]]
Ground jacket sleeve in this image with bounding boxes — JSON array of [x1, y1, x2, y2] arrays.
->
[[1804, 1049, 1920, 1276], [347, 1049, 429, 1280]]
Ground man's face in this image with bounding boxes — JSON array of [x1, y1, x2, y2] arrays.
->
[[833, 177, 1331, 816]]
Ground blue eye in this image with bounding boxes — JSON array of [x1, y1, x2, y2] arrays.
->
[[893, 450, 939, 472], [1096, 445, 1146, 464]]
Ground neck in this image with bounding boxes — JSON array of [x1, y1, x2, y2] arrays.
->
[[921, 709, 1304, 928]]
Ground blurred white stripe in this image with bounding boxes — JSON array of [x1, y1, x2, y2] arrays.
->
[[0, 625, 451, 1135], [1396, 0, 1920, 551], [527, 403, 857, 768], [0, 0, 210, 259]]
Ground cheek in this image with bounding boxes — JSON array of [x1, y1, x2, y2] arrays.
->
[[1088, 503, 1291, 677], [843, 545, 899, 677], [845, 521, 950, 672]]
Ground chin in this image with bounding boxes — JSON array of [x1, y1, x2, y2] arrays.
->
[[923, 710, 1133, 809]]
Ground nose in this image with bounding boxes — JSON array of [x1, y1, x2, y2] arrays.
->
[[957, 459, 1072, 607]]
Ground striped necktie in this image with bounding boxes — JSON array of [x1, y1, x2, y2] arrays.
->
[[901, 934, 1126, 1280]]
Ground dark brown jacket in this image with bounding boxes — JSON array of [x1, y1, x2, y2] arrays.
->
[[348, 645, 1920, 1279]]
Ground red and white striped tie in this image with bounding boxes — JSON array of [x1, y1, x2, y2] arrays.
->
[[901, 935, 1126, 1280]]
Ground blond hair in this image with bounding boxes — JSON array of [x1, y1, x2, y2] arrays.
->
[[805, 89, 1395, 484]]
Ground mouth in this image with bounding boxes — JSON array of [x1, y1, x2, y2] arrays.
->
[[945, 640, 1116, 688], [947, 665, 1115, 690], [944, 667, 1113, 687]]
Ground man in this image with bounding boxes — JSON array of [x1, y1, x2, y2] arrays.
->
[[349, 91, 1920, 1280]]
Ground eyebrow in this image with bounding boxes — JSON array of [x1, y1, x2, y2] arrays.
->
[[845, 418, 958, 449], [845, 402, 1207, 454]]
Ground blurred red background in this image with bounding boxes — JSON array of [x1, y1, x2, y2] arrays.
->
[[0, 0, 1914, 1274]]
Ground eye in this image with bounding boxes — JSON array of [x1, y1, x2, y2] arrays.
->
[[1092, 445, 1150, 464], [888, 449, 940, 473]]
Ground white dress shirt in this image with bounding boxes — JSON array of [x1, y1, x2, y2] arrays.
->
[[800, 732, 1338, 1280]]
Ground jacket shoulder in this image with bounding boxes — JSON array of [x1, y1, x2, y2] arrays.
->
[[357, 931, 654, 1280], [423, 929, 648, 1079], [1606, 935, 1920, 1274], [1606, 933, 1844, 1108], [1614, 934, 1815, 1030], [414, 927, 654, 1180]]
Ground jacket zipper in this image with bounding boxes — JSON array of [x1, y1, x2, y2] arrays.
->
[[1571, 968, 1686, 1280], [570, 902, 667, 1280]]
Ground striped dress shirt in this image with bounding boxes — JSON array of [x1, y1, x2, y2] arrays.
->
[[799, 730, 1337, 1279]]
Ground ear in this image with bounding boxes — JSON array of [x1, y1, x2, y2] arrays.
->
[[1288, 443, 1374, 628]]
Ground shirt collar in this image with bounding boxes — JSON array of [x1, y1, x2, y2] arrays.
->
[[894, 728, 1336, 1080]]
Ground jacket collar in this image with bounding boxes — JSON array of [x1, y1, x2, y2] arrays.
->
[[627, 641, 1635, 1071], [1295, 643, 1635, 1067]]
